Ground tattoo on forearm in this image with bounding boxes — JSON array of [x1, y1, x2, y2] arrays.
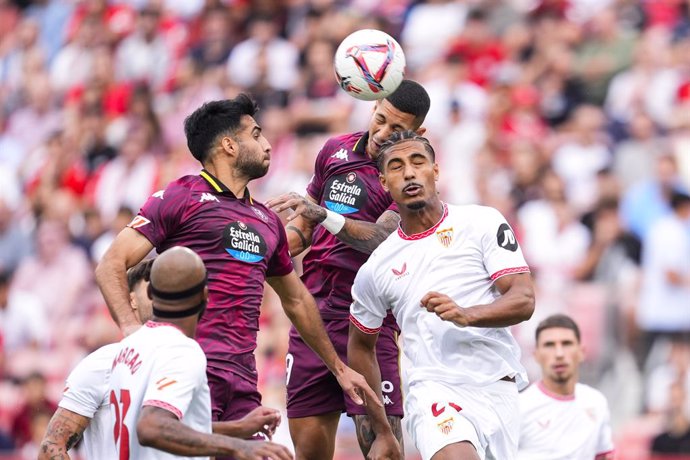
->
[[338, 211, 400, 254], [354, 415, 376, 456], [40, 410, 87, 459], [387, 415, 405, 457], [287, 225, 308, 252]]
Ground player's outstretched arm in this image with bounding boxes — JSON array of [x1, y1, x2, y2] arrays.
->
[[421, 273, 535, 328], [267, 193, 399, 254], [267, 272, 382, 408], [38, 408, 90, 460], [95, 227, 154, 335], [213, 406, 281, 440], [137, 407, 293, 459], [347, 324, 402, 460]]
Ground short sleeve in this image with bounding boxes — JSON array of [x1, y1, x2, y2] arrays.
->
[[142, 341, 207, 419], [596, 397, 615, 457], [266, 216, 294, 277], [349, 262, 387, 334], [305, 140, 332, 201], [480, 207, 530, 281], [59, 345, 115, 418], [128, 186, 185, 248]]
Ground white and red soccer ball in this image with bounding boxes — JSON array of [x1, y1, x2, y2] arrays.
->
[[334, 29, 406, 101]]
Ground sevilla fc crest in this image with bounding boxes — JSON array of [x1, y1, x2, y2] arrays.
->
[[436, 227, 454, 248]]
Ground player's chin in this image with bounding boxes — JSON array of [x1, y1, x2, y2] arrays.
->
[[404, 198, 427, 211]]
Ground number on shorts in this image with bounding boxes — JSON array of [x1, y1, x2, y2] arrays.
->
[[110, 389, 131, 460], [285, 353, 294, 386]]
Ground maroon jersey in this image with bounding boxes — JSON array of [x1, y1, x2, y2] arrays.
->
[[304, 132, 396, 320], [130, 170, 293, 381]]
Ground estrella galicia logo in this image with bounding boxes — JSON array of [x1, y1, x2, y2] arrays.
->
[[323, 172, 368, 214], [223, 221, 267, 263], [497, 223, 518, 252]]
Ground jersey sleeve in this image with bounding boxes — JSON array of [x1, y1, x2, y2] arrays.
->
[[128, 186, 186, 248], [350, 261, 387, 334], [480, 207, 530, 281], [58, 346, 113, 418], [266, 215, 294, 277], [305, 139, 333, 200], [595, 397, 615, 458], [142, 340, 207, 419]]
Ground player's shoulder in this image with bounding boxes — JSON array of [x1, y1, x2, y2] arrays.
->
[[319, 131, 365, 156], [448, 203, 503, 221], [575, 383, 608, 406], [147, 174, 205, 202]]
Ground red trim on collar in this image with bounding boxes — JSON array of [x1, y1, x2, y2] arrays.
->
[[537, 381, 575, 401], [145, 321, 184, 334], [397, 203, 449, 241]]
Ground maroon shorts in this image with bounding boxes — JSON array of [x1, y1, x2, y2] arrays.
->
[[207, 365, 261, 423], [286, 316, 403, 418]]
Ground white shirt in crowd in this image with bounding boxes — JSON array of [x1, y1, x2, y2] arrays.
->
[[350, 203, 531, 390], [107, 321, 212, 460], [58, 343, 121, 460], [517, 382, 615, 460]]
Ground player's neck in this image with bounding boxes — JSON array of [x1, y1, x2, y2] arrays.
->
[[540, 379, 576, 398], [203, 163, 250, 198], [399, 198, 444, 236]]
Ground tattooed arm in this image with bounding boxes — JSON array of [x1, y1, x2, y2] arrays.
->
[[353, 415, 404, 458], [39, 408, 90, 460], [267, 192, 400, 255]]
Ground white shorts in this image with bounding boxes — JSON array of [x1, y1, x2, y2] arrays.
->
[[404, 379, 519, 460]]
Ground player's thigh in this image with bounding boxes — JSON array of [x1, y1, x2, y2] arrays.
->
[[431, 441, 482, 460], [404, 381, 483, 460], [289, 412, 341, 460], [207, 366, 261, 422], [286, 325, 346, 418]]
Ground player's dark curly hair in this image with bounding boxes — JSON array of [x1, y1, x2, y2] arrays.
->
[[376, 130, 436, 172], [127, 259, 154, 292], [385, 80, 431, 128], [183, 94, 258, 164], [535, 314, 581, 343]]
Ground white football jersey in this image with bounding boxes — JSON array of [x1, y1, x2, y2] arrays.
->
[[517, 382, 614, 459], [59, 343, 120, 460], [350, 203, 530, 389], [108, 321, 212, 460]]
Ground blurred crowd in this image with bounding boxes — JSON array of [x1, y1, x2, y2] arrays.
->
[[0, 0, 689, 458]]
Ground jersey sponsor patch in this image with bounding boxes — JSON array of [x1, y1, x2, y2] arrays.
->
[[496, 223, 518, 252], [323, 172, 368, 214], [223, 221, 267, 263], [128, 216, 151, 229]]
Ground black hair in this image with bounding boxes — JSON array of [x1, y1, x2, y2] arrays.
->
[[183, 94, 258, 164], [127, 259, 154, 292], [670, 191, 690, 210], [0, 269, 11, 286], [535, 314, 581, 343], [385, 80, 431, 127], [376, 130, 435, 172]]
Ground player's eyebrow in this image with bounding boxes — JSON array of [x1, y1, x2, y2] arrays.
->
[[251, 125, 262, 135]]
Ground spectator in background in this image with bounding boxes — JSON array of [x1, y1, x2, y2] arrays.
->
[[0, 196, 31, 274], [49, 13, 102, 94], [189, 7, 234, 71], [10, 372, 56, 449], [636, 192, 690, 366], [0, 269, 47, 354], [612, 112, 664, 190], [651, 379, 690, 458]]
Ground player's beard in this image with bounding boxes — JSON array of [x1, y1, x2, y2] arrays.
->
[[237, 152, 269, 180], [405, 199, 427, 210]]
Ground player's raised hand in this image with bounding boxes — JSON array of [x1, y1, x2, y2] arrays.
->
[[335, 365, 383, 408], [266, 192, 326, 223], [233, 439, 293, 460], [420, 291, 471, 327], [238, 406, 281, 440]]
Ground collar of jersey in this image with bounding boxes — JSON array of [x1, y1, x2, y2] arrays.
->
[[199, 169, 253, 203], [397, 202, 448, 241], [353, 132, 369, 159]]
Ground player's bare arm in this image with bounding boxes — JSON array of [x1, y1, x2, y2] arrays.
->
[[347, 324, 403, 460], [267, 271, 381, 408], [95, 227, 154, 335], [268, 192, 399, 254], [213, 406, 281, 440], [421, 272, 535, 328], [38, 408, 90, 460], [137, 406, 293, 460]]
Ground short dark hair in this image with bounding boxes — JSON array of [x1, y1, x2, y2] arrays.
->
[[127, 259, 153, 292], [183, 94, 258, 164], [385, 80, 430, 127], [535, 314, 581, 343], [670, 191, 690, 210], [376, 130, 436, 172]]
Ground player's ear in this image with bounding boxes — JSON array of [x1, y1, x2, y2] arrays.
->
[[129, 291, 138, 311], [415, 126, 426, 136], [220, 136, 239, 157], [379, 173, 389, 192], [433, 162, 439, 182]]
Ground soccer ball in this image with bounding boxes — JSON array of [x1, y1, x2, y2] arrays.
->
[[334, 29, 406, 101]]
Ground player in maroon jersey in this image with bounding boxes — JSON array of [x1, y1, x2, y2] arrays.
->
[[266, 81, 430, 460], [95, 94, 379, 459]]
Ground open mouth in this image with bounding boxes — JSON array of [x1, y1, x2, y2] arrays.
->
[[403, 183, 422, 196]]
